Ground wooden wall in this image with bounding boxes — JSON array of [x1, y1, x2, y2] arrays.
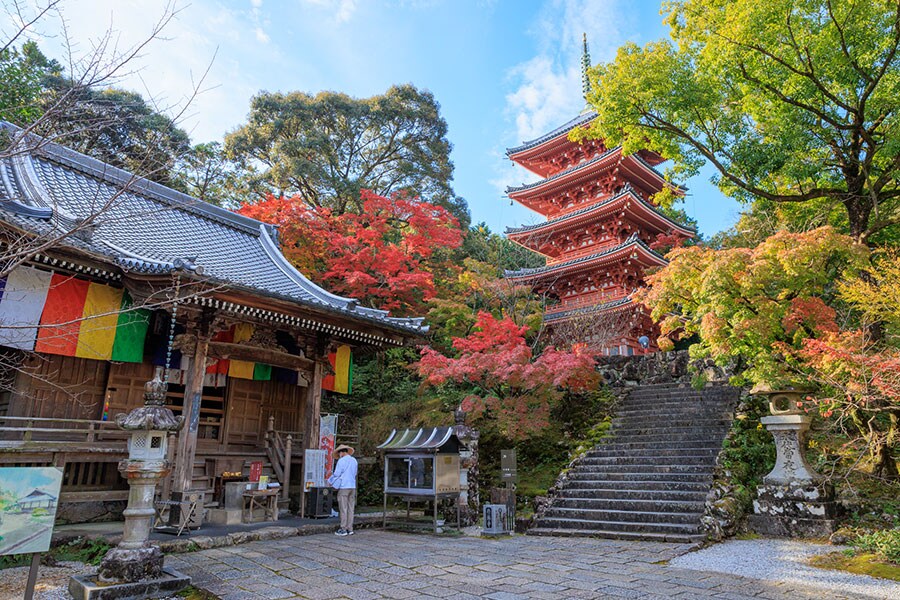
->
[[225, 378, 304, 451], [10, 354, 109, 420]]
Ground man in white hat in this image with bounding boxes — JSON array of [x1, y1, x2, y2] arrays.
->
[[328, 444, 357, 536]]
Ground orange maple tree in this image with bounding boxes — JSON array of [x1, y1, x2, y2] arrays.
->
[[239, 189, 463, 315], [417, 312, 600, 438]]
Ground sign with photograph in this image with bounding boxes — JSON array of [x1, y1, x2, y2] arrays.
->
[[0, 467, 63, 556]]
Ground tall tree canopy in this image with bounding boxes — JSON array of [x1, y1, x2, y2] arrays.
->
[[225, 84, 468, 224], [575, 0, 900, 243], [0, 41, 190, 186]]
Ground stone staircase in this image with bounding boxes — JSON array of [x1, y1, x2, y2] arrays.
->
[[530, 383, 740, 543]]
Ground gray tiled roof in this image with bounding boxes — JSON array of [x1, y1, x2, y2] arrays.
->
[[504, 234, 666, 279], [506, 111, 597, 156], [505, 187, 696, 236], [0, 123, 426, 335]]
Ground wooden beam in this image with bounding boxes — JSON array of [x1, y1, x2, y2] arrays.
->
[[172, 315, 211, 497], [303, 358, 325, 450], [207, 341, 312, 371]]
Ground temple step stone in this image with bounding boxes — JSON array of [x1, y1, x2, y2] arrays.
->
[[529, 383, 740, 543]]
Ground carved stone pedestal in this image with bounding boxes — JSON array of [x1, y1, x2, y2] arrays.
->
[[750, 414, 836, 537], [749, 482, 836, 537]]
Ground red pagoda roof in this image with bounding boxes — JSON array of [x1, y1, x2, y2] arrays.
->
[[543, 296, 636, 323], [506, 112, 597, 158], [506, 187, 695, 242], [504, 234, 667, 282]]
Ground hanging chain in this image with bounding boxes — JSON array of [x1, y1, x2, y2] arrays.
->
[[164, 273, 182, 384]]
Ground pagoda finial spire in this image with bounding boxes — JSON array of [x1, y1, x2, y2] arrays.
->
[[581, 33, 592, 101]]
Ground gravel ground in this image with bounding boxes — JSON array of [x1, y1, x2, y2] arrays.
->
[[0, 560, 88, 600], [0, 562, 185, 600], [670, 539, 900, 600]]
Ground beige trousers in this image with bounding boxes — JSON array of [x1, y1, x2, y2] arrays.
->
[[337, 488, 356, 532]]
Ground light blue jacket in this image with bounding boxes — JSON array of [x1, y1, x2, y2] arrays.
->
[[327, 455, 358, 489]]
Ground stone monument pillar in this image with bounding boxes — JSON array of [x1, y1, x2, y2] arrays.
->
[[749, 385, 836, 537], [454, 406, 480, 526], [70, 370, 191, 600]]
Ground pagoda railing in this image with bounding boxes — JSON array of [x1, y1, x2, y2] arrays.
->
[[548, 292, 627, 314]]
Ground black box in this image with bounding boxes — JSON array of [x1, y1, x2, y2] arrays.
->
[[304, 487, 334, 518]]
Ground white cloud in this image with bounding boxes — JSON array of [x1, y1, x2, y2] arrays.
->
[[493, 0, 628, 199], [18, 0, 281, 143], [301, 0, 357, 24], [505, 0, 626, 143]]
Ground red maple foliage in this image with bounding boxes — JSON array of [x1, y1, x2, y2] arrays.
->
[[239, 190, 463, 315], [417, 312, 600, 438]]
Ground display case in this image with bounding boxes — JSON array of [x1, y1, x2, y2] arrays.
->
[[377, 426, 464, 531]]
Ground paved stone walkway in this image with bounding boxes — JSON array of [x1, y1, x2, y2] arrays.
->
[[167, 531, 880, 600]]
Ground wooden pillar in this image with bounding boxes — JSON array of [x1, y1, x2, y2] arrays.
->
[[303, 358, 325, 450], [172, 319, 211, 496]]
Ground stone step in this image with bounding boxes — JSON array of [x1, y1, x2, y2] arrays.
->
[[599, 433, 726, 444], [533, 516, 701, 535], [553, 497, 706, 513], [569, 464, 712, 475], [613, 417, 733, 427], [613, 407, 732, 421], [607, 428, 730, 440], [591, 439, 723, 451], [564, 471, 712, 483], [562, 479, 711, 492], [586, 447, 721, 459], [527, 527, 704, 544], [561, 488, 708, 501], [578, 455, 718, 467], [544, 507, 701, 524]]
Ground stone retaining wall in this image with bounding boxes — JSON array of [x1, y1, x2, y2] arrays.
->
[[596, 349, 735, 388]]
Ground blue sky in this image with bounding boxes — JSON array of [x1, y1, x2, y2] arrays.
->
[[27, 0, 742, 238]]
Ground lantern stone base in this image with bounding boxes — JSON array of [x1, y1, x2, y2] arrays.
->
[[98, 545, 165, 582], [749, 482, 837, 538], [68, 567, 190, 600]]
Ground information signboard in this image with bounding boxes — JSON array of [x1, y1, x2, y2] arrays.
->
[[304, 449, 327, 490], [0, 467, 63, 556], [500, 448, 517, 483]]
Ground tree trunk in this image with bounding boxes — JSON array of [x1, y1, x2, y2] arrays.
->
[[871, 437, 899, 480]]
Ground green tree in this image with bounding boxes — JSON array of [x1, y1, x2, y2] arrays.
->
[[0, 41, 60, 124], [172, 142, 243, 206], [45, 87, 191, 186], [224, 84, 467, 223], [576, 0, 900, 244]]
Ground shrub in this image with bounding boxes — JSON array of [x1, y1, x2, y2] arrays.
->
[[852, 529, 900, 564]]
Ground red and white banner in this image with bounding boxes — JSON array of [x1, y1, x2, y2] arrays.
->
[[319, 414, 338, 480]]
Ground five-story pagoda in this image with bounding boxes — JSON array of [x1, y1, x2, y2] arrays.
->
[[504, 36, 694, 355]]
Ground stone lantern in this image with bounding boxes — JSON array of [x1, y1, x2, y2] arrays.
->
[[70, 369, 190, 600], [748, 383, 836, 538]]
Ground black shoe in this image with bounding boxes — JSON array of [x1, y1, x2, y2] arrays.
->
[[347, 530, 355, 535], [334, 529, 348, 536]]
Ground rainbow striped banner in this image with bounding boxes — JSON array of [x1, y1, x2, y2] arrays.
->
[[323, 345, 353, 394], [0, 267, 149, 362]]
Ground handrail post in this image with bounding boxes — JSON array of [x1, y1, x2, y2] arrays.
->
[[87, 421, 96, 443], [23, 419, 33, 442], [283, 434, 292, 500]]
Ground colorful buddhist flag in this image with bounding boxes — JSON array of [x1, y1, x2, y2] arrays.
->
[[31, 272, 148, 362], [323, 345, 353, 394], [75, 282, 124, 360], [0, 267, 53, 350], [111, 292, 150, 363]]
